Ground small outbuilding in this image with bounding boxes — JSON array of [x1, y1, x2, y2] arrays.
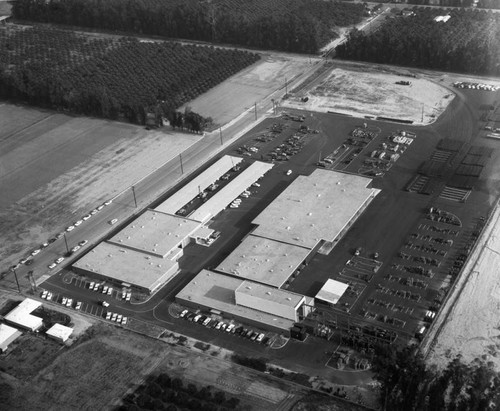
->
[[46, 323, 73, 343], [315, 279, 349, 305], [0, 323, 22, 352]]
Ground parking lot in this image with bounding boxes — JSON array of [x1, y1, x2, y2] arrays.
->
[[38, 86, 500, 363]]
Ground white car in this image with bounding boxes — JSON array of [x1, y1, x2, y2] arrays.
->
[[111, 313, 117, 321], [286, 170, 292, 176], [215, 322, 224, 330], [90, 209, 98, 215], [121, 316, 128, 325], [252, 182, 260, 187], [107, 287, 113, 295], [55, 257, 65, 264], [66, 225, 75, 232], [66, 298, 73, 307], [70, 245, 80, 253], [46, 292, 53, 301], [41, 242, 49, 248], [109, 218, 118, 225], [97, 205, 104, 211], [180, 309, 188, 318], [74, 220, 83, 226], [41, 290, 48, 299], [93, 283, 100, 291], [78, 240, 88, 246], [116, 314, 122, 323], [89, 281, 95, 290], [256, 333, 265, 342], [62, 297, 67, 305], [104, 200, 112, 206], [30, 249, 41, 256], [193, 314, 202, 323], [75, 301, 82, 310], [106, 312, 112, 320], [102, 286, 108, 294], [226, 324, 235, 333], [102, 301, 110, 307], [48, 262, 58, 269], [126, 292, 131, 302], [82, 214, 91, 221], [230, 204, 239, 209]]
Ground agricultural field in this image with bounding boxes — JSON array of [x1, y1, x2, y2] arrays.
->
[[283, 65, 454, 125], [336, 8, 500, 76], [12, 0, 366, 53], [0, 103, 200, 267], [0, 25, 260, 124]]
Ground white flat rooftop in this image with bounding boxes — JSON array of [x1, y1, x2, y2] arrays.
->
[[46, 323, 73, 342], [155, 155, 242, 215], [251, 169, 380, 249], [315, 279, 349, 305], [216, 235, 310, 288], [190, 160, 274, 222], [0, 323, 21, 351], [73, 242, 177, 291], [108, 210, 201, 258], [236, 280, 304, 309], [176, 270, 295, 331], [4, 298, 43, 331]]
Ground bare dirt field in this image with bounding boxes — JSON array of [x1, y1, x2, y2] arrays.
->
[[181, 54, 319, 127], [0, 103, 200, 262], [0, 322, 312, 410], [282, 66, 453, 125], [425, 201, 500, 372]]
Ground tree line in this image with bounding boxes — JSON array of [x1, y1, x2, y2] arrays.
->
[[373, 345, 500, 410], [0, 26, 259, 128], [12, 0, 366, 53], [336, 8, 500, 76]]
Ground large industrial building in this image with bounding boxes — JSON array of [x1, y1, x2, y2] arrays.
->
[[0, 323, 22, 352], [176, 270, 314, 334], [177, 169, 379, 333], [73, 156, 273, 294]]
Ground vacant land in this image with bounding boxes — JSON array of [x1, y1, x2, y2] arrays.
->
[[425, 201, 500, 371], [0, 321, 316, 410], [283, 66, 453, 125], [0, 104, 199, 263], [181, 54, 319, 127]]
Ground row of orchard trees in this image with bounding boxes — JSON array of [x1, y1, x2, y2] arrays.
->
[[336, 8, 500, 76], [12, 0, 366, 54], [0, 26, 259, 128]]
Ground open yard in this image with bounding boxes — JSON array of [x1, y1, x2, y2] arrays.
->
[[0, 103, 200, 265], [181, 53, 319, 127], [283, 65, 454, 125]]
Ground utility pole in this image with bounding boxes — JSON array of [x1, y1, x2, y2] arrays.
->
[[131, 185, 138, 208], [27, 270, 36, 293], [63, 233, 70, 254], [179, 153, 184, 174], [10, 267, 21, 293], [254, 102, 257, 120], [219, 127, 223, 145]]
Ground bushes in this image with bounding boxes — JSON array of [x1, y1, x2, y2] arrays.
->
[[231, 354, 268, 372], [123, 372, 241, 410]]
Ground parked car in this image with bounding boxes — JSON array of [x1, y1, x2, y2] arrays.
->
[[106, 312, 112, 320], [48, 263, 57, 269], [82, 214, 91, 221], [41, 290, 48, 299], [89, 281, 95, 290], [193, 314, 202, 323], [111, 313, 118, 321], [256, 333, 265, 343], [102, 286, 109, 294], [107, 287, 113, 295], [74, 220, 83, 226], [202, 317, 212, 326], [286, 170, 292, 176], [70, 245, 80, 253], [55, 257, 65, 264], [75, 301, 82, 310], [79, 240, 88, 246], [102, 301, 110, 307], [66, 298, 73, 307], [109, 218, 118, 225], [226, 324, 235, 333], [30, 249, 41, 256], [66, 226, 75, 232], [121, 316, 128, 325], [180, 309, 189, 318], [104, 200, 113, 206]]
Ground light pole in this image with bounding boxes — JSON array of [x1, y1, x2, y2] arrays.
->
[[10, 267, 21, 293], [179, 153, 184, 174], [63, 233, 70, 254], [131, 185, 138, 208], [219, 127, 223, 145]]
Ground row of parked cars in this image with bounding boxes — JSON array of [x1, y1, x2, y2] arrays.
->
[[40, 290, 83, 310], [105, 311, 128, 325], [65, 200, 113, 233], [180, 310, 270, 344]]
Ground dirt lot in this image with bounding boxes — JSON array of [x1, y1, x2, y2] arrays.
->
[[283, 66, 453, 125], [0, 103, 200, 262], [0, 321, 317, 410], [425, 201, 500, 371], [181, 53, 318, 127]]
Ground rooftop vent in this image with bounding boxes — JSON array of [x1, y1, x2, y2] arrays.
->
[[266, 291, 271, 295]]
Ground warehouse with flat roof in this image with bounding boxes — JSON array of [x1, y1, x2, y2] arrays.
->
[[215, 235, 310, 288], [108, 210, 201, 259], [73, 242, 178, 294], [4, 298, 43, 332], [176, 270, 311, 334], [251, 169, 380, 249], [190, 161, 273, 222], [155, 155, 242, 216]]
